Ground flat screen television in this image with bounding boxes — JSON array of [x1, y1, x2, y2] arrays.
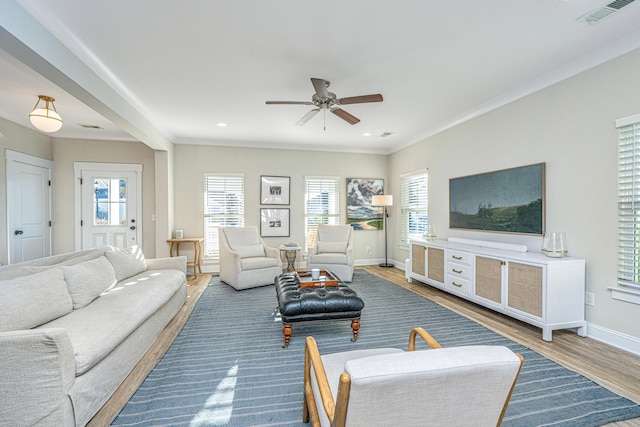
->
[[449, 163, 545, 235]]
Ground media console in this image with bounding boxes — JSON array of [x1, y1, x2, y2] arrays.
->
[[407, 238, 586, 341]]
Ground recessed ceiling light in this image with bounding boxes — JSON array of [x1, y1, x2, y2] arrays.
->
[[363, 132, 372, 137], [216, 122, 227, 127]]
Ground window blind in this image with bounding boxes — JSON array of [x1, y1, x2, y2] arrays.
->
[[304, 176, 340, 248], [400, 171, 428, 243], [618, 118, 640, 287], [203, 174, 244, 259]]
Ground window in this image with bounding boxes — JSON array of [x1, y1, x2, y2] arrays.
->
[[304, 176, 340, 248], [400, 170, 428, 243], [617, 114, 640, 289], [203, 174, 244, 259]]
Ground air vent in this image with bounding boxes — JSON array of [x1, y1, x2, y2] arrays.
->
[[379, 132, 393, 138], [78, 124, 103, 129], [577, 0, 637, 24]]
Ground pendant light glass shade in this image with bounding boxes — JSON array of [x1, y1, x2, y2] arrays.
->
[[29, 95, 63, 133]]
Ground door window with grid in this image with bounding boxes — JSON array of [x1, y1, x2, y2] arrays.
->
[[203, 174, 244, 259]]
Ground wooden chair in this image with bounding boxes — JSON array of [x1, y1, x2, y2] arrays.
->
[[303, 327, 523, 427]]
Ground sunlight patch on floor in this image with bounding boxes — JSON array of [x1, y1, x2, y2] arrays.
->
[[189, 363, 238, 426]]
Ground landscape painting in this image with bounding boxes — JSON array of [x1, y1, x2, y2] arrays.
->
[[347, 178, 384, 230], [449, 163, 545, 235]]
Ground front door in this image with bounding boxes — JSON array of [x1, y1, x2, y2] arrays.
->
[[75, 163, 142, 250], [6, 151, 53, 263]]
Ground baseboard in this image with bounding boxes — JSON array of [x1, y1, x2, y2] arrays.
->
[[587, 323, 640, 356], [354, 259, 401, 267]]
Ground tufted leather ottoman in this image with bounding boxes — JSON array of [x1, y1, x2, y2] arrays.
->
[[275, 272, 364, 348]]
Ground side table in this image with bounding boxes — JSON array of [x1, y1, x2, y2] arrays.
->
[[167, 237, 203, 278], [279, 244, 301, 272]]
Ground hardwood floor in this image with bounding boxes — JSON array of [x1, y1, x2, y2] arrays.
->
[[90, 267, 640, 426]]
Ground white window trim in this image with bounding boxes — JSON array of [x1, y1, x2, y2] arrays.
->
[[203, 173, 245, 260], [615, 113, 640, 303], [400, 168, 429, 248]]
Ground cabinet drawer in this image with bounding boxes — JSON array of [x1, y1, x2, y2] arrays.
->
[[448, 250, 470, 265], [447, 262, 470, 279], [447, 275, 470, 294]]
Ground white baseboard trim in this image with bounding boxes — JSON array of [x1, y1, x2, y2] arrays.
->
[[587, 323, 640, 356]]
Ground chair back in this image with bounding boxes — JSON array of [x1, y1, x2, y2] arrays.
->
[[315, 225, 352, 255], [342, 346, 522, 426], [221, 226, 261, 249]]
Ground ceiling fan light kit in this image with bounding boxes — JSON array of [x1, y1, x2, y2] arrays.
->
[[29, 95, 63, 133], [267, 78, 383, 129]]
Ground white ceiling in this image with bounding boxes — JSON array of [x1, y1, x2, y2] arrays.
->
[[1, 0, 640, 154]]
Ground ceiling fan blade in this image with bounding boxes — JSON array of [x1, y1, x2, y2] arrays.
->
[[331, 108, 360, 125], [266, 101, 313, 105], [311, 78, 329, 98], [296, 109, 320, 126], [338, 94, 383, 105]]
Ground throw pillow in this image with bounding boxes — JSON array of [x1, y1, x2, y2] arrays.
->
[[62, 256, 117, 309], [234, 244, 265, 258], [0, 268, 73, 332], [317, 241, 347, 253], [105, 246, 147, 281]]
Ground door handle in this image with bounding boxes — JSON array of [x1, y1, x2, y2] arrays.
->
[[14, 230, 23, 235], [130, 226, 136, 230]]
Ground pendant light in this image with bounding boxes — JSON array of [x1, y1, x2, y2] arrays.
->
[[29, 95, 63, 133]]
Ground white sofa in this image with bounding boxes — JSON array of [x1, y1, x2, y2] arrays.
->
[[0, 246, 187, 427]]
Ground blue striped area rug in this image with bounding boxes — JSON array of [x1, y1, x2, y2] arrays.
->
[[112, 270, 640, 426]]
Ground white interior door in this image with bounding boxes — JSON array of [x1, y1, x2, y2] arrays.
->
[[75, 163, 142, 250], [6, 151, 53, 263]]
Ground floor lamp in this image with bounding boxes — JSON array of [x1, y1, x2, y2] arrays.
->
[[372, 195, 393, 268]]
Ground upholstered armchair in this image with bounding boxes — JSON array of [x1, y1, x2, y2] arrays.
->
[[307, 225, 354, 282], [218, 226, 282, 290], [303, 327, 523, 427]]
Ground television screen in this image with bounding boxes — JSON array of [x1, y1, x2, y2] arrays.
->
[[449, 163, 545, 235]]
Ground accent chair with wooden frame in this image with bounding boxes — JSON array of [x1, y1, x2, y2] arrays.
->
[[303, 327, 523, 427]]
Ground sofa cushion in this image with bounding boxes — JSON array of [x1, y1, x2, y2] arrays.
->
[[39, 269, 186, 375], [310, 253, 348, 265], [105, 246, 147, 281], [241, 256, 279, 271], [235, 244, 265, 258], [0, 268, 73, 332], [63, 256, 117, 309], [317, 241, 347, 254]]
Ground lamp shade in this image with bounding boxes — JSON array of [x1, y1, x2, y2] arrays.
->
[[29, 95, 63, 133], [372, 195, 393, 206]]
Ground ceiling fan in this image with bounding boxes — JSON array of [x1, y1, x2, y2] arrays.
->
[[266, 78, 383, 128]]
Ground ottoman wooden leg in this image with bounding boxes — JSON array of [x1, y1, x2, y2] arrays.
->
[[282, 323, 292, 348], [351, 318, 361, 342]]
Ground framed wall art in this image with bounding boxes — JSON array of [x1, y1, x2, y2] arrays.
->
[[449, 162, 545, 235], [260, 208, 290, 237], [346, 178, 384, 230], [260, 175, 290, 205]]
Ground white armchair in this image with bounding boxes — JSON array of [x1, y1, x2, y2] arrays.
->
[[218, 226, 282, 290], [307, 225, 354, 282], [304, 327, 523, 427]]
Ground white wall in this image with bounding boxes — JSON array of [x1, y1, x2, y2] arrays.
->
[[173, 144, 388, 268], [52, 138, 157, 257], [388, 48, 640, 344], [0, 117, 52, 265]]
